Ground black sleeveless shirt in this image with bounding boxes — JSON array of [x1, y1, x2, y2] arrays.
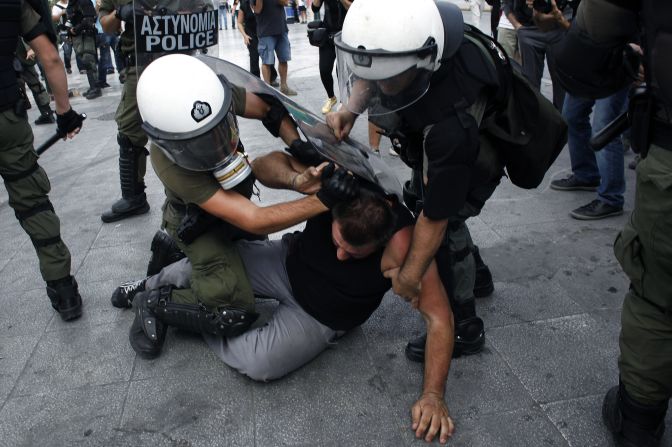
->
[[285, 201, 414, 331]]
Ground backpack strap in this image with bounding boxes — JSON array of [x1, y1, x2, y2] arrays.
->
[[463, 24, 513, 111]]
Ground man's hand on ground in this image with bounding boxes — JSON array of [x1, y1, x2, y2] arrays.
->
[[412, 392, 454, 444]]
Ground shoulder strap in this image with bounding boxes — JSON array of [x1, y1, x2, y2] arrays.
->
[[463, 24, 513, 110]]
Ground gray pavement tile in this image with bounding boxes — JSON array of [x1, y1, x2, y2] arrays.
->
[[45, 278, 131, 332], [0, 249, 44, 295], [0, 288, 54, 338], [92, 212, 159, 249], [76, 242, 152, 284], [0, 334, 40, 403], [366, 335, 536, 421], [119, 372, 254, 447], [488, 312, 620, 404], [12, 320, 135, 397], [448, 406, 568, 446], [542, 394, 614, 447], [551, 264, 628, 311], [0, 383, 127, 447], [543, 394, 672, 447], [478, 278, 584, 329], [253, 330, 406, 447], [131, 331, 228, 382]]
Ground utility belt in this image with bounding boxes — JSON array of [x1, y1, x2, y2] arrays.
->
[[168, 175, 261, 245]]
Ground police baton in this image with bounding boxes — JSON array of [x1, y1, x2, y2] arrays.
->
[[35, 113, 86, 155], [589, 111, 629, 152]]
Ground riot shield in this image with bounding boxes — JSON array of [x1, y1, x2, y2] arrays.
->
[[196, 55, 403, 199], [134, 0, 219, 72]]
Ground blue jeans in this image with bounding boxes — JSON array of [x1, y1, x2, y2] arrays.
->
[[562, 88, 629, 207], [219, 7, 227, 29]]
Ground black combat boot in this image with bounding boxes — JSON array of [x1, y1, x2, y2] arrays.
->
[[101, 135, 150, 223], [34, 106, 55, 125], [603, 382, 668, 447], [46, 275, 83, 321], [111, 278, 146, 309], [473, 246, 494, 298], [146, 230, 186, 276], [129, 286, 258, 359], [85, 87, 102, 99], [84, 70, 101, 99], [129, 288, 168, 359]]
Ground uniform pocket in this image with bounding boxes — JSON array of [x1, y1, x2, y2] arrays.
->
[[613, 223, 644, 290]]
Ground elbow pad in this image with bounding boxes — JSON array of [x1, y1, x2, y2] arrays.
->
[[255, 92, 291, 137]]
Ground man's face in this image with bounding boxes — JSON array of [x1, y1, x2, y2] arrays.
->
[[331, 221, 379, 261]]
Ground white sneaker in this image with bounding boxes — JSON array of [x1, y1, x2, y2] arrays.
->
[[389, 147, 399, 157]]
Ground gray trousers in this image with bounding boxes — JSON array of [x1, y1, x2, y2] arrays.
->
[[146, 237, 343, 382], [516, 25, 566, 110]]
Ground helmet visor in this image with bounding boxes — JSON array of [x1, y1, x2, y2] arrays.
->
[[144, 104, 240, 172], [334, 33, 436, 116]]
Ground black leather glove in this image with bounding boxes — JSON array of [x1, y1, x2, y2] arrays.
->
[[56, 108, 84, 135], [316, 162, 359, 208], [115, 3, 135, 23], [285, 139, 327, 166]]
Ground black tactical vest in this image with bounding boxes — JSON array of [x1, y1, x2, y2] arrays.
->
[[643, 0, 672, 114], [0, 0, 21, 112]]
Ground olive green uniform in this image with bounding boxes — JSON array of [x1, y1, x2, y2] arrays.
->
[[0, 2, 71, 282], [15, 40, 52, 117], [98, 0, 147, 149], [149, 86, 255, 314], [614, 143, 672, 405]]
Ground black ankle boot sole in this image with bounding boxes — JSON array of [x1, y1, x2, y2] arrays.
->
[[474, 280, 495, 298], [101, 202, 150, 223], [59, 301, 83, 321]]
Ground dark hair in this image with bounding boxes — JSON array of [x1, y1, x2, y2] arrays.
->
[[332, 192, 396, 248]]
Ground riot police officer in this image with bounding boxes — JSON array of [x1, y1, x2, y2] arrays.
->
[[97, 0, 151, 223], [127, 54, 355, 359], [66, 0, 101, 99], [554, 1, 672, 445], [326, 0, 503, 362], [1, 0, 85, 320]]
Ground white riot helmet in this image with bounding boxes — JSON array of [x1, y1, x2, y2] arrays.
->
[[137, 54, 251, 188], [334, 0, 464, 116]]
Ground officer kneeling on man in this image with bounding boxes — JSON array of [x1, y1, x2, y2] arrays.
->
[[124, 54, 357, 359]]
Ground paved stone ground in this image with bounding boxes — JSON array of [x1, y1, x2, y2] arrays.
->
[[1, 10, 670, 447]]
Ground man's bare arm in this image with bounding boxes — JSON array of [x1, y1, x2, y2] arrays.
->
[[237, 8, 251, 45], [382, 226, 455, 444], [251, 151, 326, 194], [386, 212, 448, 302], [199, 188, 327, 235]]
